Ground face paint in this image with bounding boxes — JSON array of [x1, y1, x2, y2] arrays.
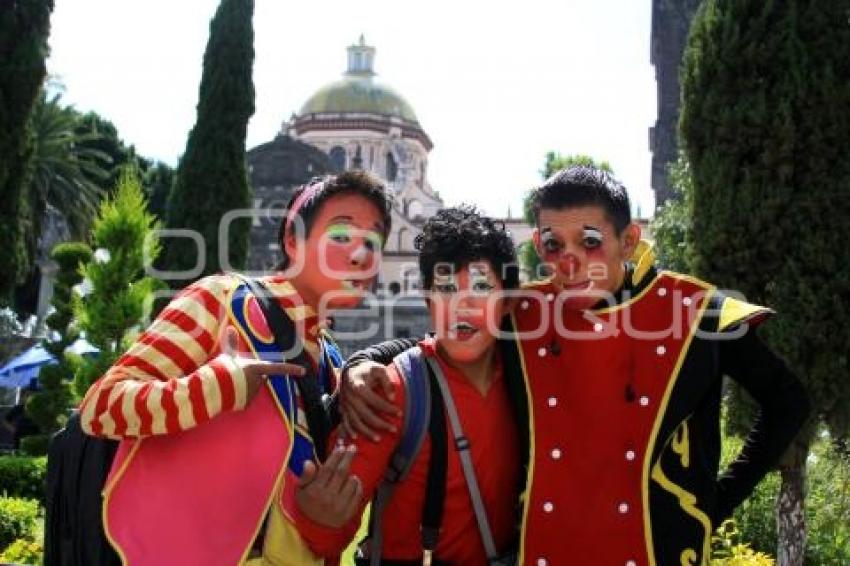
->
[[536, 206, 634, 310], [287, 193, 385, 311], [468, 262, 495, 296], [428, 262, 506, 365], [540, 230, 564, 259], [557, 253, 580, 278], [582, 227, 604, 249], [325, 224, 384, 251], [321, 224, 359, 275], [365, 231, 384, 252], [325, 223, 354, 245]]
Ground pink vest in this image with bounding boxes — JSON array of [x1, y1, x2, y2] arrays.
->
[[103, 281, 304, 565]]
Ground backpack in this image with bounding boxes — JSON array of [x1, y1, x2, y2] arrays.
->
[[44, 413, 121, 566], [358, 347, 517, 566]]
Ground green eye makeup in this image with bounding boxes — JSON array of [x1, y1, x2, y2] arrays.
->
[[325, 224, 353, 243], [325, 224, 383, 249]]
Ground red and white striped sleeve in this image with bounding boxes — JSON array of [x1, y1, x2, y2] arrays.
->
[[79, 275, 249, 439]]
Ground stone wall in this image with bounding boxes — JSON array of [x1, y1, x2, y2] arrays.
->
[[649, 0, 701, 206]]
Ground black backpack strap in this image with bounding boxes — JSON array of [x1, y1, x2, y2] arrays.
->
[[240, 276, 331, 461], [421, 359, 448, 564]]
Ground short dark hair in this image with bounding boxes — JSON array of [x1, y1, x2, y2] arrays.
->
[[415, 205, 519, 290], [278, 170, 392, 270], [530, 165, 632, 234]]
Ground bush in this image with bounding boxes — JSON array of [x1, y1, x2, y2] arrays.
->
[[722, 432, 850, 564], [711, 519, 775, 565], [18, 434, 50, 457], [0, 537, 43, 564], [804, 440, 850, 564], [731, 472, 781, 556], [0, 497, 38, 550], [0, 456, 47, 502], [27, 363, 75, 433]]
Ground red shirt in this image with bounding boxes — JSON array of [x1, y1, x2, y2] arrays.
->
[[297, 338, 521, 565]]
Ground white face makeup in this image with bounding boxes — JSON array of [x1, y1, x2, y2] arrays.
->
[[428, 262, 507, 365], [534, 205, 639, 309]]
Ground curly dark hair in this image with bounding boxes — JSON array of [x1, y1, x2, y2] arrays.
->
[[415, 205, 519, 290], [529, 165, 631, 234], [277, 170, 393, 270]]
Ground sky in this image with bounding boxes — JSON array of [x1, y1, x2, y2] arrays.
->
[[47, 0, 659, 220]]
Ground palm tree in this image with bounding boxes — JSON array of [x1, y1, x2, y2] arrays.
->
[[28, 92, 111, 239]]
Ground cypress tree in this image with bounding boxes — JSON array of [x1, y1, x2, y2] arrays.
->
[[0, 0, 54, 303], [160, 0, 255, 283], [680, 1, 850, 563]]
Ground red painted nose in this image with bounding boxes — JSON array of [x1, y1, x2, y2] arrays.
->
[[558, 253, 580, 277]]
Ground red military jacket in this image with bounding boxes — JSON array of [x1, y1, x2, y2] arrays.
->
[[512, 243, 773, 566]]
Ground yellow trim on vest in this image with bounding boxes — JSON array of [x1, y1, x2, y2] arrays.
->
[[641, 278, 714, 566], [631, 239, 656, 286], [719, 296, 774, 332], [591, 272, 659, 314], [519, 278, 555, 293], [672, 421, 690, 469], [651, 460, 712, 564], [512, 312, 537, 566], [101, 440, 140, 565], [680, 548, 698, 565], [593, 254, 724, 316]]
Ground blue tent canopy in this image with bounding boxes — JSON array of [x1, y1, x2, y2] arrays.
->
[[0, 345, 56, 389], [0, 339, 99, 389]]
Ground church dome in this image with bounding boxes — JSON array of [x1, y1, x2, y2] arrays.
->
[[298, 36, 420, 124], [300, 76, 419, 124]]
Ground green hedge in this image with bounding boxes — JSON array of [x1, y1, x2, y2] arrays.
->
[[0, 456, 46, 503], [0, 497, 38, 550]]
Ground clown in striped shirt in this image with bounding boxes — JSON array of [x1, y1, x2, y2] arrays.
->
[[80, 171, 392, 566]]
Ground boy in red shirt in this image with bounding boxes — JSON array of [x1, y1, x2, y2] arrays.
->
[[295, 207, 523, 565]]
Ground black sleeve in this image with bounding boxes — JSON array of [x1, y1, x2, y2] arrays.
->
[[714, 327, 810, 521], [342, 337, 424, 370]]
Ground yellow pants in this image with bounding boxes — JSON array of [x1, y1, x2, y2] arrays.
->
[[244, 502, 370, 565]]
